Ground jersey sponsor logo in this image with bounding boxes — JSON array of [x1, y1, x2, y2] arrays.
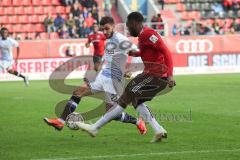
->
[[176, 39, 213, 54], [149, 35, 158, 44]]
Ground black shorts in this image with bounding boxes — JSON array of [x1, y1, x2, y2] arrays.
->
[[93, 55, 103, 64], [118, 73, 168, 108]]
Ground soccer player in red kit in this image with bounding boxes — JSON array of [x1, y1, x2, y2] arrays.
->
[[70, 12, 176, 142], [85, 23, 106, 71]]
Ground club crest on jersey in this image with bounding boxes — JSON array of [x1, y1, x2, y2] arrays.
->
[[149, 35, 158, 43]]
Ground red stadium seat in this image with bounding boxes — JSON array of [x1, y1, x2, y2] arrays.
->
[[30, 15, 40, 23], [0, 0, 12, 6], [44, 6, 56, 14], [35, 6, 44, 14], [40, 32, 49, 39], [19, 15, 30, 24], [27, 32, 36, 39], [22, 0, 31, 6], [52, 0, 61, 5], [39, 15, 46, 22], [35, 24, 45, 32], [0, 7, 4, 15], [24, 6, 34, 15], [15, 7, 25, 15], [65, 6, 71, 13], [25, 24, 35, 32], [176, 3, 185, 12], [12, 0, 22, 6], [5, 25, 13, 32], [50, 32, 59, 39], [5, 7, 15, 15], [189, 11, 200, 20], [20, 33, 28, 39], [32, 0, 42, 6], [56, 6, 65, 14], [9, 16, 20, 24], [13, 24, 24, 33], [42, 0, 51, 6], [181, 12, 189, 20], [1, 16, 10, 24]]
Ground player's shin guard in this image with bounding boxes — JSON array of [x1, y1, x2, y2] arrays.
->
[[114, 112, 137, 125], [60, 95, 81, 121]]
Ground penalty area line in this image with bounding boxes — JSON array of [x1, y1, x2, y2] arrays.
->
[[31, 148, 240, 160]]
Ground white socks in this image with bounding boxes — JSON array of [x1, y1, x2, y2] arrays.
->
[[136, 103, 165, 133], [93, 104, 124, 129]]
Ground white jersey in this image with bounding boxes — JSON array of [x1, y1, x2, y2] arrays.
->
[[0, 37, 19, 61], [89, 32, 134, 100], [100, 32, 132, 82]]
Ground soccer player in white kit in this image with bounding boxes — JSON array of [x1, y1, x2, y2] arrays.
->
[[44, 17, 147, 134], [0, 27, 29, 86]]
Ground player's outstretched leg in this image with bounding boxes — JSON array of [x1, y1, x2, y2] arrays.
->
[[44, 84, 91, 131], [7, 69, 29, 87], [136, 103, 167, 142]]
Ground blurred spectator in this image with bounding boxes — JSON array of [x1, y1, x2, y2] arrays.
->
[[212, 2, 224, 14], [75, 14, 85, 27], [92, 6, 99, 23], [44, 13, 55, 33], [59, 24, 69, 38], [156, 14, 164, 35], [85, 13, 96, 28], [223, 0, 233, 10], [78, 22, 91, 38], [61, 0, 75, 6], [54, 13, 65, 32], [66, 13, 76, 30], [81, 0, 97, 9], [172, 24, 178, 36], [71, 2, 81, 18], [69, 25, 79, 38], [213, 19, 221, 34], [82, 7, 88, 19], [103, 0, 112, 16], [231, 19, 240, 32], [158, 0, 164, 10], [151, 15, 158, 29]]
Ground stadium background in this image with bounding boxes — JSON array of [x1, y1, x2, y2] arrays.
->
[[1, 0, 240, 160]]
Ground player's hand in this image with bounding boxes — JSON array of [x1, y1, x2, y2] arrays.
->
[[167, 76, 176, 88]]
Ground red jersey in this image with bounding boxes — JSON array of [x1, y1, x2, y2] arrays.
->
[[87, 31, 106, 56], [135, 27, 173, 77]]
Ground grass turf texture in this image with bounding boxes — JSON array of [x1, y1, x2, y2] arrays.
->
[[0, 74, 240, 160]]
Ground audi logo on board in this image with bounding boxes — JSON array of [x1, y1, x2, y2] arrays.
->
[[176, 39, 213, 54]]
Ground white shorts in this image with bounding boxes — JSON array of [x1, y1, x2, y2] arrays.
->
[[0, 60, 14, 71], [88, 74, 124, 104]]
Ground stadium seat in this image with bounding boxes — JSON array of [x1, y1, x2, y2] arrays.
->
[[0, 7, 4, 15], [32, 0, 41, 6], [40, 32, 49, 39], [19, 15, 30, 24], [181, 12, 189, 20], [39, 15, 46, 22], [24, 7, 35, 15], [42, 0, 51, 6], [56, 6, 65, 14], [49, 32, 59, 39], [20, 33, 27, 39], [9, 16, 20, 24], [5, 25, 13, 32], [27, 32, 36, 39], [65, 6, 71, 13], [1, 16, 10, 24], [25, 24, 35, 32], [22, 0, 32, 6], [52, 0, 61, 5], [34, 7, 44, 15], [12, 0, 22, 6], [176, 3, 185, 12], [5, 7, 15, 15], [44, 6, 57, 14], [35, 24, 45, 32], [15, 7, 25, 15], [0, 0, 12, 6], [13, 24, 24, 33], [30, 15, 40, 23]]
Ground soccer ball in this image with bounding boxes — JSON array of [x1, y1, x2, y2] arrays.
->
[[66, 112, 84, 130]]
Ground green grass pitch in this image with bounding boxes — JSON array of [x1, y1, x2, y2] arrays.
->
[[0, 74, 240, 160]]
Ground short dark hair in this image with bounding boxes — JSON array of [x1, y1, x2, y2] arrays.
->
[[100, 16, 115, 25], [127, 12, 144, 23], [1, 27, 8, 32]]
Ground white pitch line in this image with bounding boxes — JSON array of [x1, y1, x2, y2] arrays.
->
[[31, 148, 240, 160]]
